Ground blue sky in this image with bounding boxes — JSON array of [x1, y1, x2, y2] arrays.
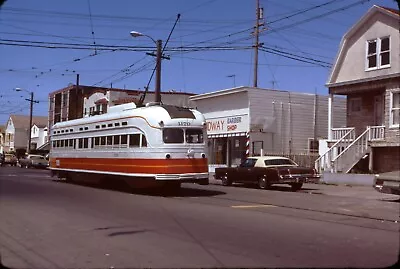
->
[[0, 0, 398, 125]]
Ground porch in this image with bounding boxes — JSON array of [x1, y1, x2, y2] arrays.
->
[[315, 125, 385, 174]]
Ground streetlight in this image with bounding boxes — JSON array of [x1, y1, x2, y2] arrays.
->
[[15, 87, 37, 153], [130, 30, 163, 103]]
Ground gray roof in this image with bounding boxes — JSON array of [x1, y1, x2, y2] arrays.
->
[[9, 115, 48, 129]]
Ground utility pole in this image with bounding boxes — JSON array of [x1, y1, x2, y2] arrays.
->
[[253, 0, 263, 88], [155, 39, 162, 103], [27, 91, 34, 153], [144, 39, 170, 103], [15, 88, 38, 153]]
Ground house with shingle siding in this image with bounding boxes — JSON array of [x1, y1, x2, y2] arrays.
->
[[4, 115, 48, 153]]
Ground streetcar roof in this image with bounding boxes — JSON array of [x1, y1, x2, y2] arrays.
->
[[52, 104, 203, 129]]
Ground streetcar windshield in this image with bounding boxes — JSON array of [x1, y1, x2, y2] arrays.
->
[[185, 128, 204, 144], [163, 128, 184, 143]]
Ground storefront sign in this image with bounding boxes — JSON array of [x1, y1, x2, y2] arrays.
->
[[206, 114, 248, 135]]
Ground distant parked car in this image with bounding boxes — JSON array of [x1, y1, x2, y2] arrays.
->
[[373, 171, 400, 195], [215, 156, 320, 191], [2, 154, 18, 166], [19, 154, 49, 169]]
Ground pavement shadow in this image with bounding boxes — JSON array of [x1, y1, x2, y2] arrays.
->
[[380, 198, 400, 203], [62, 180, 226, 198], [132, 185, 226, 198], [231, 183, 320, 193]]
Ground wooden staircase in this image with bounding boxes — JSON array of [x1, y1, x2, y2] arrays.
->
[[315, 126, 385, 173]]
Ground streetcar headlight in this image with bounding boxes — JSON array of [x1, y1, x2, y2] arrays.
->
[[165, 153, 171, 159], [201, 153, 206, 158]]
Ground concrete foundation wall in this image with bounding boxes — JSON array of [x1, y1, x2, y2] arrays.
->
[[322, 172, 375, 186]]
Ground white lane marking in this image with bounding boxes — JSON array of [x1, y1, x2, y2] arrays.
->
[[231, 204, 277, 209]]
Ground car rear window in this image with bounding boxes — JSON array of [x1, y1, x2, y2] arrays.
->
[[264, 159, 296, 166]]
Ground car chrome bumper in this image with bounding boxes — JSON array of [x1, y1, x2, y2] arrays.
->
[[155, 173, 209, 183], [373, 182, 400, 195], [279, 175, 320, 184]]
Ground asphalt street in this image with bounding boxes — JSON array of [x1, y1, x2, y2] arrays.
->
[[0, 166, 399, 268]]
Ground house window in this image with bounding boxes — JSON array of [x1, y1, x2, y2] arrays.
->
[[366, 37, 390, 70], [390, 91, 400, 128], [349, 98, 362, 113], [308, 138, 319, 153]]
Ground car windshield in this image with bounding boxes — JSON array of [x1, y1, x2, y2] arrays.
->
[[264, 159, 296, 166]]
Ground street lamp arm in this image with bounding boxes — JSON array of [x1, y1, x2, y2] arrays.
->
[[130, 31, 156, 44]]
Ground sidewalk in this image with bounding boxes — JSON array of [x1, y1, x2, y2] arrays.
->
[[208, 173, 399, 201]]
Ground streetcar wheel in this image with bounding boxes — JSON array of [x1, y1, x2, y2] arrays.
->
[[258, 176, 270, 190], [290, 183, 303, 192], [221, 175, 232, 186]]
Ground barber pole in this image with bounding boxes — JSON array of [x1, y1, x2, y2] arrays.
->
[[245, 132, 250, 157]]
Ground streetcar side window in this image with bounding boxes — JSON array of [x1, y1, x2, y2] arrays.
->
[[93, 137, 100, 148], [106, 136, 113, 146], [129, 134, 140, 147], [69, 139, 74, 148], [78, 138, 83, 149], [141, 135, 147, 147], [163, 128, 184, 144], [121, 135, 128, 147], [100, 136, 106, 146], [185, 129, 204, 144], [83, 138, 89, 148], [113, 135, 120, 147]]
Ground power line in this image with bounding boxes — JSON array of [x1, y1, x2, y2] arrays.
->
[[87, 0, 98, 55], [267, 0, 371, 33]]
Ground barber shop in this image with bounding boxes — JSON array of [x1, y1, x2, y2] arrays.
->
[[190, 86, 347, 171]]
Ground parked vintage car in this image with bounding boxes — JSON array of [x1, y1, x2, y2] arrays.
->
[[2, 153, 18, 166], [19, 154, 49, 169], [373, 171, 400, 195], [214, 156, 320, 191]]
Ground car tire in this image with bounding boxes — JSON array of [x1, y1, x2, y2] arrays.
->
[[258, 176, 271, 190], [290, 183, 303, 192], [221, 175, 232, 186]]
